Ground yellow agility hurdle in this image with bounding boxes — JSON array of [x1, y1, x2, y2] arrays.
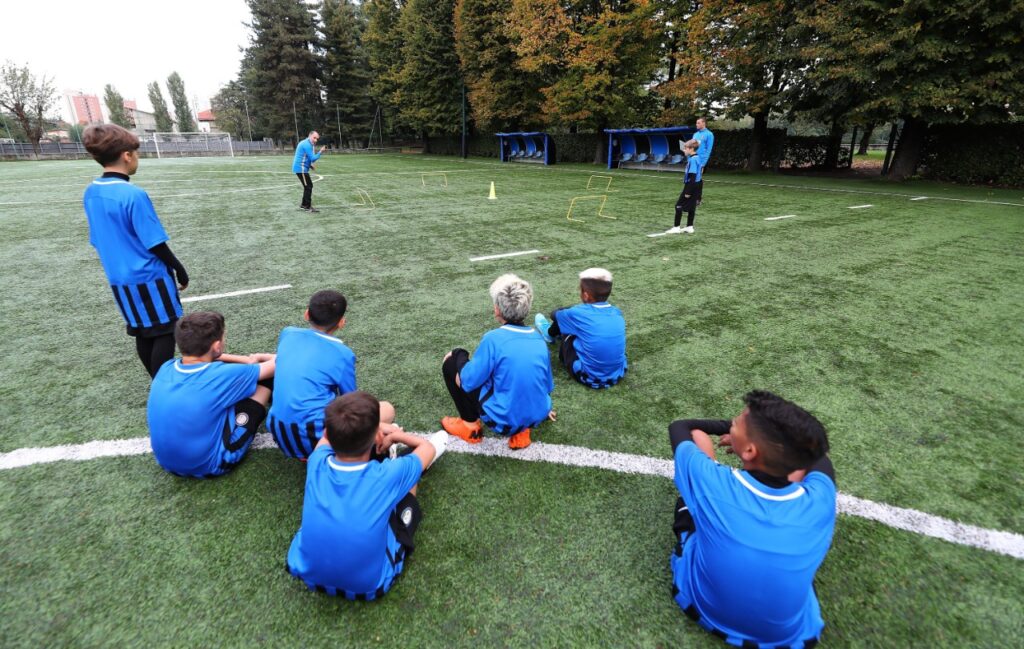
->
[[421, 171, 448, 187], [566, 194, 615, 223], [586, 174, 614, 191], [352, 188, 375, 209]]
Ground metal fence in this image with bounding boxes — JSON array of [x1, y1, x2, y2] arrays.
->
[[0, 139, 278, 159]]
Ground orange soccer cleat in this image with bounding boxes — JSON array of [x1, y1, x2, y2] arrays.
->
[[508, 428, 531, 450], [441, 416, 483, 443]]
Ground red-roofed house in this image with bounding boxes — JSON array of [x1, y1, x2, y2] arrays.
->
[[197, 109, 220, 133]]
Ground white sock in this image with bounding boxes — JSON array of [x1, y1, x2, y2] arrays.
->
[[426, 430, 448, 467]]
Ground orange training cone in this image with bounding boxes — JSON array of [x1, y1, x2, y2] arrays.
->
[[488, 181, 497, 200]]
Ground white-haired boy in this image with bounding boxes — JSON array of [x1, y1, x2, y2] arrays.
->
[[535, 268, 627, 388], [441, 274, 554, 449]]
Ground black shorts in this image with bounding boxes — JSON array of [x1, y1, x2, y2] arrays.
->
[[389, 492, 422, 556]]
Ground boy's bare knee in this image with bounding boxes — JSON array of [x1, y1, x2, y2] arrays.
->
[[251, 385, 272, 407], [379, 400, 395, 425]]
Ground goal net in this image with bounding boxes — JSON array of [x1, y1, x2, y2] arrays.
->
[[148, 132, 234, 158]]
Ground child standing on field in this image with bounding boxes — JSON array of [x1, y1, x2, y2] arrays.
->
[[82, 124, 190, 377], [287, 391, 447, 599], [666, 139, 702, 235]]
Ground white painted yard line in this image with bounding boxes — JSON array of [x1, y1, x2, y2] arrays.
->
[[765, 215, 797, 221], [181, 284, 292, 303], [1, 433, 1022, 560], [848, 204, 873, 209], [647, 232, 670, 238], [469, 249, 540, 262], [910, 196, 929, 201]]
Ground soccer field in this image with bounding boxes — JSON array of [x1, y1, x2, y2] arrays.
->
[[1, 153, 1022, 647]]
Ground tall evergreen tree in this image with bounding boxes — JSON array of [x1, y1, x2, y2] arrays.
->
[[166, 72, 197, 132], [363, 0, 405, 137], [242, 0, 322, 145], [103, 84, 133, 128], [454, 0, 544, 132], [147, 82, 174, 132], [321, 0, 374, 145], [394, 0, 463, 137]]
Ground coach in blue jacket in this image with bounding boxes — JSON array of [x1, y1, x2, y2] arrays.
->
[[293, 131, 324, 213]]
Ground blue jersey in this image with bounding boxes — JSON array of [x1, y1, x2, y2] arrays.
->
[[555, 302, 627, 388], [147, 360, 260, 477], [268, 327, 357, 459], [693, 128, 714, 168], [287, 446, 423, 598], [685, 155, 703, 183], [671, 441, 836, 647], [83, 174, 182, 332], [292, 139, 321, 173], [460, 324, 553, 435]]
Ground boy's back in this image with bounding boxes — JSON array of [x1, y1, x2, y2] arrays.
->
[[460, 324, 553, 434], [148, 359, 260, 476], [554, 302, 627, 387], [268, 326, 356, 457], [287, 446, 423, 598], [672, 440, 836, 645]]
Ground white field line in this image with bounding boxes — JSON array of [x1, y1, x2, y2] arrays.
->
[[181, 284, 292, 303], [910, 196, 929, 201], [765, 215, 797, 221], [848, 204, 873, 209], [1, 433, 1022, 560], [647, 232, 670, 238], [469, 249, 540, 262]]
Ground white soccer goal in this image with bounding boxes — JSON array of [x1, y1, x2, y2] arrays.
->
[[150, 132, 233, 159]]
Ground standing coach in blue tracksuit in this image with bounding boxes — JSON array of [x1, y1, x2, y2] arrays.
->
[[293, 131, 325, 213], [692, 118, 714, 205]]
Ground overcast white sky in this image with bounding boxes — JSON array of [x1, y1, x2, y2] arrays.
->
[[1, 0, 252, 122]]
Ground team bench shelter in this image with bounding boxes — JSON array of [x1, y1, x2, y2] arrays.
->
[[604, 126, 696, 171], [497, 132, 555, 165]]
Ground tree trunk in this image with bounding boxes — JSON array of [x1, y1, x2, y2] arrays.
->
[[746, 112, 768, 172], [593, 124, 606, 165], [888, 117, 927, 181], [823, 121, 844, 170], [664, 31, 678, 110], [857, 123, 875, 155]]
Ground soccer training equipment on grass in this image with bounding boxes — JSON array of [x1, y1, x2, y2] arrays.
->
[[488, 182, 497, 200], [151, 132, 234, 159]]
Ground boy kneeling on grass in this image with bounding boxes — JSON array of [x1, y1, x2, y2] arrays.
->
[[147, 311, 275, 478], [669, 390, 836, 648], [534, 267, 627, 388], [441, 273, 555, 450], [287, 391, 447, 599]]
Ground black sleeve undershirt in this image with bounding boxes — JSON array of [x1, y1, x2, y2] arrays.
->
[[668, 418, 837, 485], [149, 243, 188, 287]]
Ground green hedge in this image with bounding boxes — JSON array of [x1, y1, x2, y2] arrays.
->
[[920, 124, 1024, 187]]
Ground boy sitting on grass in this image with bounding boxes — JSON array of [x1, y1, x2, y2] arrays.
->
[[534, 267, 627, 388], [147, 311, 275, 478], [287, 391, 447, 599], [668, 390, 836, 647], [268, 289, 397, 460], [441, 273, 554, 449]]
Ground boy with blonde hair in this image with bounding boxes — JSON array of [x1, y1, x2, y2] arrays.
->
[[441, 274, 554, 449]]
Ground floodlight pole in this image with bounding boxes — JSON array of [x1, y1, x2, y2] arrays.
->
[[461, 83, 467, 159], [244, 98, 253, 142], [336, 103, 342, 148]]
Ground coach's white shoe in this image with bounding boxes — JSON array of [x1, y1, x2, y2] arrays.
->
[[665, 226, 682, 234], [682, 226, 695, 234]]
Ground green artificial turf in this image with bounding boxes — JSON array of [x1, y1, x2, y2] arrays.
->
[[1, 154, 1022, 646]]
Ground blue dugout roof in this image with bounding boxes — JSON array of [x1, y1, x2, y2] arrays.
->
[[604, 126, 691, 134]]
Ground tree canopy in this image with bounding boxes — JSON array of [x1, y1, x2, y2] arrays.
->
[[0, 60, 58, 152]]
